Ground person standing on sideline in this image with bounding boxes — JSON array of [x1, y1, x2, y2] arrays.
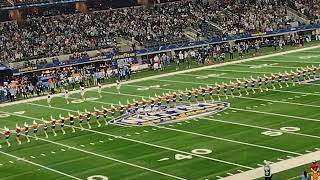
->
[[229, 46, 234, 60], [264, 160, 272, 180], [300, 171, 309, 180]]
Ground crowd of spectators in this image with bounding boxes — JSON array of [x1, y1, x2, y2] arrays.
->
[[288, 0, 320, 21], [0, 0, 317, 65]]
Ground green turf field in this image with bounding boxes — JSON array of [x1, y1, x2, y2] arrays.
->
[[0, 44, 320, 180]]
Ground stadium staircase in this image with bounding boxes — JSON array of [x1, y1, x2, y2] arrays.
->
[[286, 7, 311, 24]]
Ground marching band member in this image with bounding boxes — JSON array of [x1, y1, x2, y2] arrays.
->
[[4, 127, 11, 147], [223, 82, 228, 99], [150, 97, 155, 111], [257, 76, 263, 93], [102, 106, 109, 125], [32, 120, 38, 140], [178, 91, 184, 103], [50, 116, 57, 136], [116, 80, 121, 94], [215, 83, 221, 101], [110, 105, 116, 120], [306, 66, 312, 80], [24, 122, 30, 142], [297, 68, 303, 84], [250, 76, 256, 94], [80, 85, 85, 100], [165, 93, 171, 106], [193, 88, 199, 103], [59, 114, 66, 135], [98, 83, 103, 98], [141, 98, 147, 113], [263, 74, 270, 91], [15, 124, 21, 145], [78, 111, 84, 130], [284, 71, 290, 87], [243, 78, 249, 95], [271, 73, 276, 90], [119, 102, 125, 116], [172, 92, 177, 106], [64, 89, 70, 104], [312, 65, 318, 79], [229, 81, 235, 98], [277, 72, 283, 88], [68, 112, 76, 133], [85, 109, 92, 129], [156, 95, 162, 110], [42, 118, 49, 138], [186, 88, 192, 102], [236, 79, 242, 97], [290, 70, 297, 86], [94, 107, 101, 127], [302, 68, 307, 81], [200, 86, 207, 102], [133, 99, 139, 113], [207, 85, 214, 102], [47, 93, 52, 107]]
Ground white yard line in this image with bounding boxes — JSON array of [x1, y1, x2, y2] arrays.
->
[[0, 109, 254, 170], [1, 45, 318, 108], [270, 89, 320, 96], [237, 96, 320, 108], [201, 117, 320, 139], [230, 107, 320, 123], [0, 151, 82, 180], [156, 126, 302, 156], [232, 64, 299, 69], [204, 69, 269, 74], [0, 128, 186, 180], [220, 150, 320, 180], [75, 126, 254, 170], [31, 136, 186, 180], [257, 59, 320, 64]]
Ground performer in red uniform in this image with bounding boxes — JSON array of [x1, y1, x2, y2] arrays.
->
[[32, 120, 38, 139], [68, 112, 75, 133], [51, 116, 57, 136], [78, 111, 84, 130], [4, 127, 11, 147], [101, 106, 109, 125], [24, 122, 30, 142], [94, 107, 101, 127], [207, 85, 214, 102], [85, 110, 92, 129], [59, 115, 66, 135], [15, 124, 21, 145]]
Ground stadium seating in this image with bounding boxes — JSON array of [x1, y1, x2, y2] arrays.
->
[[288, 0, 320, 20], [0, 0, 317, 64]]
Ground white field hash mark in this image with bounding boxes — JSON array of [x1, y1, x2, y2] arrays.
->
[[0, 151, 81, 180]]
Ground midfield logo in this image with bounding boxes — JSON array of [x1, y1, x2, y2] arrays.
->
[[112, 101, 230, 126]]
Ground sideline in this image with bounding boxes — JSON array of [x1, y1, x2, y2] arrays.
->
[[220, 150, 320, 180], [1, 45, 319, 108]]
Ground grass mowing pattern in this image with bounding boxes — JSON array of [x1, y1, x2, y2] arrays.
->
[[0, 44, 320, 180]]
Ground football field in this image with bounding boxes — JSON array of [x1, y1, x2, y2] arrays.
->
[[1, 45, 320, 180]]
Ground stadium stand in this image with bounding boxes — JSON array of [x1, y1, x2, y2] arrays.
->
[[0, 0, 317, 64], [287, 0, 320, 21]]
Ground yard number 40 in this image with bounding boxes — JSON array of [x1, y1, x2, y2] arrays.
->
[[175, 149, 212, 160]]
